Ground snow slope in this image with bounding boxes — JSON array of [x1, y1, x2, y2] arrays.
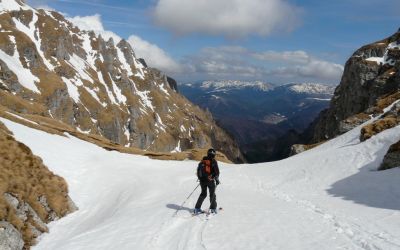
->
[[2, 117, 400, 250]]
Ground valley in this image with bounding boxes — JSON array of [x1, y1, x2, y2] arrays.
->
[[180, 81, 335, 162]]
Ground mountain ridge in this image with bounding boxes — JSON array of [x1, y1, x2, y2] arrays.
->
[[0, 0, 244, 162], [182, 80, 334, 94]]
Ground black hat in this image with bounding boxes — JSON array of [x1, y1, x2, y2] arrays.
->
[[207, 148, 216, 158]]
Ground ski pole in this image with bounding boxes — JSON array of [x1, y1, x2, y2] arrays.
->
[[173, 182, 200, 217]]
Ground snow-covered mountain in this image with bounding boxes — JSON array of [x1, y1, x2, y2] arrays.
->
[[287, 83, 335, 95], [179, 81, 335, 162], [184, 80, 334, 95], [2, 103, 400, 249], [0, 0, 242, 161], [199, 80, 273, 92]]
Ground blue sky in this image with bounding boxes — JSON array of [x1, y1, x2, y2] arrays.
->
[[28, 0, 400, 85]]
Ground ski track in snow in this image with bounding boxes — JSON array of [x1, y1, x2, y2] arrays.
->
[[150, 215, 209, 250], [1, 116, 400, 250]]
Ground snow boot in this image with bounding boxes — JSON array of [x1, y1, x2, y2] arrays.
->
[[209, 209, 217, 214], [193, 208, 203, 215]]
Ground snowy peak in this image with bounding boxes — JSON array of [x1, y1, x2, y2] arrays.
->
[[0, 0, 30, 13], [195, 80, 273, 92], [285, 83, 335, 95]]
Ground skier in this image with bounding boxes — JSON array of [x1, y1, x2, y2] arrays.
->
[[194, 148, 220, 215]]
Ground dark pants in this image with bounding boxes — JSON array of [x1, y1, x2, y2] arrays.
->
[[195, 180, 217, 209]]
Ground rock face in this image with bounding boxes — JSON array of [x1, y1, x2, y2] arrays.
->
[[0, 222, 24, 250], [290, 144, 306, 156], [308, 29, 400, 170], [379, 140, 400, 170], [0, 0, 243, 162], [312, 30, 400, 142]]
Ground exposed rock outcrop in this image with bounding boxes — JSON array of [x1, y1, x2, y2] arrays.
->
[[312, 30, 400, 142], [289, 141, 324, 156], [290, 144, 306, 156], [0, 221, 24, 250], [379, 140, 400, 170]]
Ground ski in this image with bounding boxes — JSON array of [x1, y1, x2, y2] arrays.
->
[[191, 207, 223, 220]]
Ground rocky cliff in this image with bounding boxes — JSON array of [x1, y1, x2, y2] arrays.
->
[[309, 29, 400, 170], [312, 30, 400, 141], [0, 0, 243, 162]]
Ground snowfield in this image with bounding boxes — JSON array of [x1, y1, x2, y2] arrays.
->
[[2, 117, 400, 250]]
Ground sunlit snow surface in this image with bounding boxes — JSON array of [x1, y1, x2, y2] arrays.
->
[[2, 117, 400, 250]]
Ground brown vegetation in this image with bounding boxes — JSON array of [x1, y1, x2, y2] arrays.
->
[[0, 121, 72, 248], [360, 116, 400, 141], [303, 141, 325, 151], [290, 141, 326, 156], [375, 91, 400, 113]]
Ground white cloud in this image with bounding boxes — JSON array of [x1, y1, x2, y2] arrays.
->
[[252, 50, 311, 64], [127, 35, 182, 73], [67, 14, 122, 42], [268, 61, 344, 81], [153, 0, 302, 38], [295, 60, 344, 80], [251, 50, 344, 81]]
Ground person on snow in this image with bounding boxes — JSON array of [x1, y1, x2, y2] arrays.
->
[[194, 148, 220, 214]]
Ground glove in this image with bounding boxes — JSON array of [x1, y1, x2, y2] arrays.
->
[[215, 178, 220, 185]]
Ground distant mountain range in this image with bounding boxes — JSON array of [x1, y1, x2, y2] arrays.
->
[[179, 80, 335, 162]]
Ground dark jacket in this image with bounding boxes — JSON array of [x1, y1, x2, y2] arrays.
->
[[197, 156, 219, 182]]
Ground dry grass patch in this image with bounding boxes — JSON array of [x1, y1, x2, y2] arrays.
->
[[0, 91, 46, 115], [376, 91, 400, 113], [360, 116, 400, 141], [303, 141, 325, 151], [142, 148, 231, 163], [290, 141, 326, 156], [0, 121, 72, 248]]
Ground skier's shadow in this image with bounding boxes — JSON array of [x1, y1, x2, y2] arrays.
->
[[166, 204, 192, 213]]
